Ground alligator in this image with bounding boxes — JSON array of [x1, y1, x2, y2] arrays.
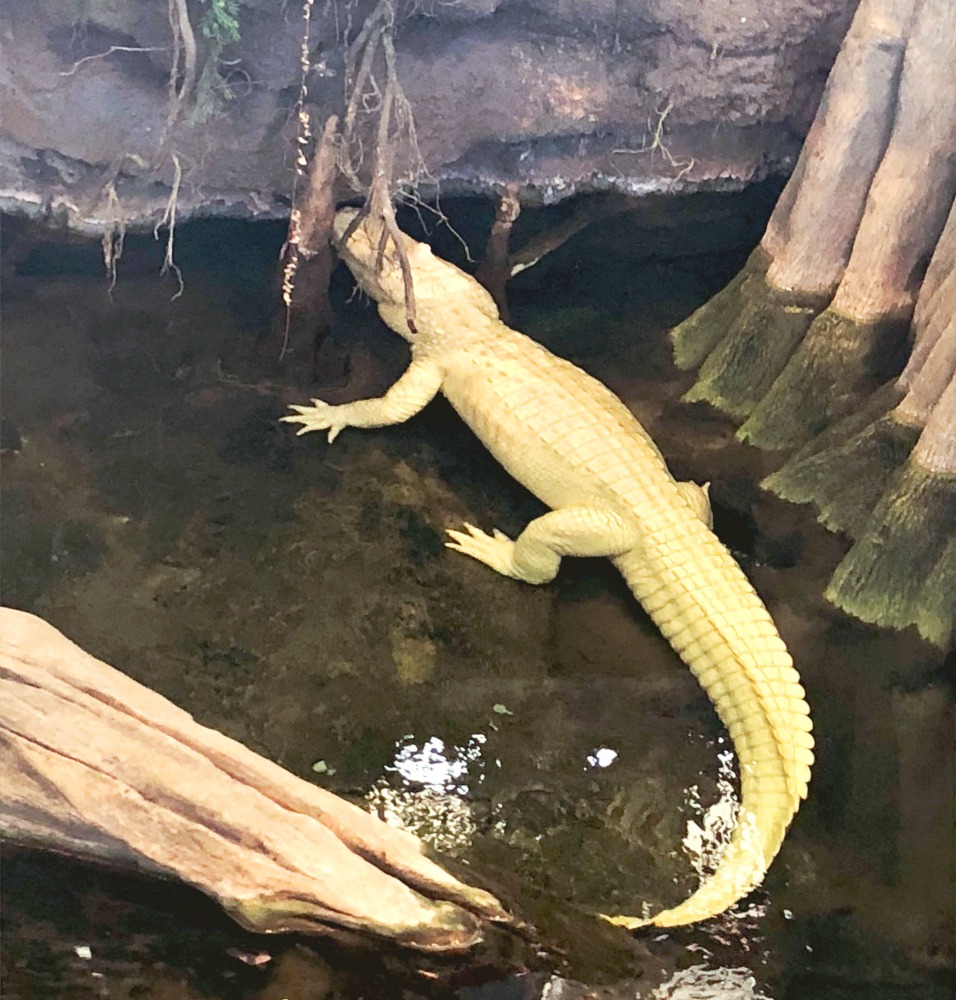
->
[[282, 207, 815, 928]]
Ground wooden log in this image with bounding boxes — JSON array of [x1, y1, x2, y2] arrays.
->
[[0, 608, 509, 951]]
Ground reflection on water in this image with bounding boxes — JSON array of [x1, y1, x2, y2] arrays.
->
[[1, 195, 952, 999], [682, 749, 739, 881], [649, 964, 771, 1000], [365, 731, 489, 854]]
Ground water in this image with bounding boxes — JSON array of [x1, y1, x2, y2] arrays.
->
[[1, 193, 952, 998]]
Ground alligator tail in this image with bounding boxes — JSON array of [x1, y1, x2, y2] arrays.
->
[[608, 514, 814, 928]]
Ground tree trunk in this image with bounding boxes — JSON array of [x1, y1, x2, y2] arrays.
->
[[668, 0, 956, 646], [671, 0, 919, 405], [0, 608, 509, 951]]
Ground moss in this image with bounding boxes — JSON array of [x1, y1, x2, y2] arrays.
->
[[188, 0, 242, 124], [669, 251, 758, 371], [916, 539, 956, 649], [764, 381, 903, 466], [825, 461, 956, 649], [199, 0, 240, 46], [738, 308, 911, 450], [763, 408, 920, 537], [683, 298, 815, 421]]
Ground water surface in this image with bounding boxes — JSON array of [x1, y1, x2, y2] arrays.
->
[[1, 195, 952, 998]]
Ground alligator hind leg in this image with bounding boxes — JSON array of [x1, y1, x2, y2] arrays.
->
[[446, 506, 639, 584], [677, 481, 712, 527]]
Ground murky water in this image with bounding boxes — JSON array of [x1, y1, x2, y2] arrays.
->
[[2, 193, 952, 999]]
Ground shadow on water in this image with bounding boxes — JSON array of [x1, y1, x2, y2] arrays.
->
[[1, 189, 952, 999]]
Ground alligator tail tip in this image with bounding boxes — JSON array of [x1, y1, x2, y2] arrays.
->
[[599, 911, 651, 931]]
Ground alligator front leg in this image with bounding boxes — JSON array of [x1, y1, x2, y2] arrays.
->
[[446, 506, 640, 584], [282, 358, 444, 442]]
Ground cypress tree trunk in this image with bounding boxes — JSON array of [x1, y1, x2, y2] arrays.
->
[[669, 0, 956, 647], [672, 0, 920, 414], [739, 0, 956, 449]]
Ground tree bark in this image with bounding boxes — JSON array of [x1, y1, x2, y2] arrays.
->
[[0, 608, 509, 951], [671, 0, 919, 392], [666, 0, 956, 645], [740, 0, 956, 449]]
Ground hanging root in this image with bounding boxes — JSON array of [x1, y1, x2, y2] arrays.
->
[[612, 100, 696, 185], [154, 152, 184, 300], [826, 460, 956, 648], [337, 0, 421, 333], [100, 181, 126, 294]]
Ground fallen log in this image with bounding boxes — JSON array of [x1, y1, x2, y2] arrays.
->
[[0, 607, 510, 952]]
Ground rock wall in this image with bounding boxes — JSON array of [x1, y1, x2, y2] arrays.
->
[[0, 0, 856, 233]]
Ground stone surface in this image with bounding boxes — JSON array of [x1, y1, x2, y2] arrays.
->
[[0, 0, 855, 232]]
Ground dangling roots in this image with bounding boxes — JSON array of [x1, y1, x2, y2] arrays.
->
[[336, 0, 421, 333]]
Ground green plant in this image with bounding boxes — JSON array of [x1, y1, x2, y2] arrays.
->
[[199, 0, 240, 45]]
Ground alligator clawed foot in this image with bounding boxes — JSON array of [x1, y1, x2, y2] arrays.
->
[[281, 400, 349, 443], [445, 522, 516, 577]]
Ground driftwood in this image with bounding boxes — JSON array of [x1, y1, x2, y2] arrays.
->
[[0, 608, 509, 951]]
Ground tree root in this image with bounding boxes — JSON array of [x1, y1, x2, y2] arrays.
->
[[737, 308, 911, 449], [154, 151, 184, 300], [678, 252, 821, 420], [826, 461, 956, 648]]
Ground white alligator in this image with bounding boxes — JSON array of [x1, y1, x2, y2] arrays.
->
[[282, 208, 814, 928]]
